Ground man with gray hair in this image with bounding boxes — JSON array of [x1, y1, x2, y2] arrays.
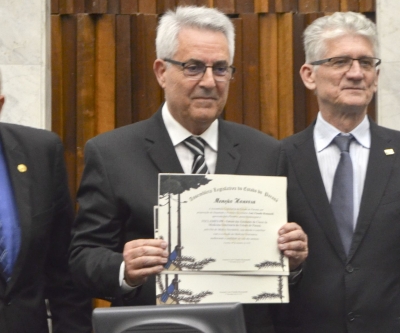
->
[[0, 72, 92, 332], [69, 6, 308, 333], [271, 12, 400, 333]]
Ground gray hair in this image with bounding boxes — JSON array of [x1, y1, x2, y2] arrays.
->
[[156, 6, 235, 63], [303, 12, 378, 63]]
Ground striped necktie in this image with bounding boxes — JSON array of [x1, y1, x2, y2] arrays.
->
[[183, 136, 209, 174]]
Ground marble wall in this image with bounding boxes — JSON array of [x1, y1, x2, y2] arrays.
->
[[377, 0, 400, 130], [0, 0, 50, 129], [0, 1, 399, 131]]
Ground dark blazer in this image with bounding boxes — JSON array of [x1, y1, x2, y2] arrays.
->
[[0, 123, 92, 333], [69, 108, 282, 333], [271, 119, 400, 333]]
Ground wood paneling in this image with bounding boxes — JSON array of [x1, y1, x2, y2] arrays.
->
[[259, 14, 279, 138], [277, 13, 294, 138], [76, 14, 96, 187], [95, 14, 116, 134]]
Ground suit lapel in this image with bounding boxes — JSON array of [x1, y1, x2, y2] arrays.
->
[[349, 121, 396, 259], [215, 120, 241, 174], [0, 125, 32, 291], [144, 109, 184, 173], [286, 125, 347, 262]]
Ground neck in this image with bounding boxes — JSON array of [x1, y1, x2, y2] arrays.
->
[[320, 107, 367, 133]]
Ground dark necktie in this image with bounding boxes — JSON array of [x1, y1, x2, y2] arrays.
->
[[183, 136, 209, 174], [331, 134, 354, 255]]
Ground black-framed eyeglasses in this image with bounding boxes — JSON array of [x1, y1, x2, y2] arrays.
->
[[310, 56, 381, 71], [164, 58, 236, 82]]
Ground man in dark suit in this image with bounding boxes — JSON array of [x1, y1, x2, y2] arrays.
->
[[0, 84, 92, 332], [69, 6, 308, 333], [271, 12, 400, 333]]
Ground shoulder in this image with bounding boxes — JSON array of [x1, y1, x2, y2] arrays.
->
[[86, 116, 156, 148], [219, 119, 280, 147], [0, 122, 62, 148]]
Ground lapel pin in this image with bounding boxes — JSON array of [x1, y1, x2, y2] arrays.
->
[[17, 164, 27, 172], [384, 149, 395, 156]]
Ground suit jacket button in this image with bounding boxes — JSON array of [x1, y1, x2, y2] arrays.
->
[[346, 265, 354, 273], [347, 312, 355, 322]]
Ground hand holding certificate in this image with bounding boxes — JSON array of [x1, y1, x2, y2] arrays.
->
[[155, 174, 291, 304]]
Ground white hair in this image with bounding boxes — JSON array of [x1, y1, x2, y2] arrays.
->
[[156, 6, 235, 63], [303, 12, 378, 63]]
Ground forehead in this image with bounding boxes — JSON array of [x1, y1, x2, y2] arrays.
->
[[323, 34, 375, 57], [174, 27, 230, 62]]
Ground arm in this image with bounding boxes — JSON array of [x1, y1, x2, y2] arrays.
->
[[45, 139, 92, 333]]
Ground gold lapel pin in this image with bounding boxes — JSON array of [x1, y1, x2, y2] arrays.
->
[[17, 164, 28, 172], [384, 149, 395, 156]]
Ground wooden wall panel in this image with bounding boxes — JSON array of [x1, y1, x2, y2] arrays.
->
[[61, 15, 78, 199], [298, 0, 319, 12], [85, 0, 108, 13], [254, 0, 274, 13], [76, 14, 96, 187], [214, 0, 235, 14], [120, 0, 138, 14], [138, 0, 157, 14], [292, 13, 308, 133], [277, 13, 294, 138], [259, 14, 279, 138], [241, 13, 260, 129], [51, 15, 64, 139], [360, 0, 375, 12], [340, 0, 359, 11], [95, 15, 116, 134], [320, 0, 340, 11], [115, 15, 133, 127], [225, 18, 243, 124]]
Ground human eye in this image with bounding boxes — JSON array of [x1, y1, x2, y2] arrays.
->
[[358, 58, 374, 69], [183, 62, 204, 75], [330, 57, 351, 67], [212, 63, 229, 76]]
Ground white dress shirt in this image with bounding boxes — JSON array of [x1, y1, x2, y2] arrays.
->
[[314, 112, 370, 229], [161, 103, 218, 174]]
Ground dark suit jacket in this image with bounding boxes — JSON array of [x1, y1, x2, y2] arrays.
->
[[271, 119, 400, 333], [69, 108, 282, 333], [0, 123, 92, 333]]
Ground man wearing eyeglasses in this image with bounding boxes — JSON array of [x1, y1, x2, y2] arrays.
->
[[271, 12, 400, 333], [69, 6, 308, 333]]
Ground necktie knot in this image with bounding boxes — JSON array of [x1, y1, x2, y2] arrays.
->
[[183, 136, 209, 174], [333, 134, 353, 153]]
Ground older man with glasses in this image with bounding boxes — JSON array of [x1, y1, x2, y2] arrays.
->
[[271, 11, 400, 333], [69, 6, 308, 333]]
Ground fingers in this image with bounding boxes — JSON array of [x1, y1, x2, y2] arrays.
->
[[123, 239, 168, 286], [278, 222, 308, 271]]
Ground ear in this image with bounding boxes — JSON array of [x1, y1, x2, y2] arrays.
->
[[153, 59, 167, 89], [0, 95, 4, 114], [373, 68, 380, 93], [299, 64, 317, 91]]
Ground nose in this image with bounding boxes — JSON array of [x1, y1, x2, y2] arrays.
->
[[346, 59, 364, 78], [199, 67, 217, 87]]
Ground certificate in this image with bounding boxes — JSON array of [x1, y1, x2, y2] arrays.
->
[[155, 174, 288, 274], [154, 174, 289, 304]]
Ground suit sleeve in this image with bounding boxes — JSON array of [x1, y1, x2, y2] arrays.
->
[[69, 139, 125, 302], [44, 139, 92, 333]]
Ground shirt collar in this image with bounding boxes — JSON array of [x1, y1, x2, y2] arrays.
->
[[314, 112, 370, 152], [162, 103, 219, 152]]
